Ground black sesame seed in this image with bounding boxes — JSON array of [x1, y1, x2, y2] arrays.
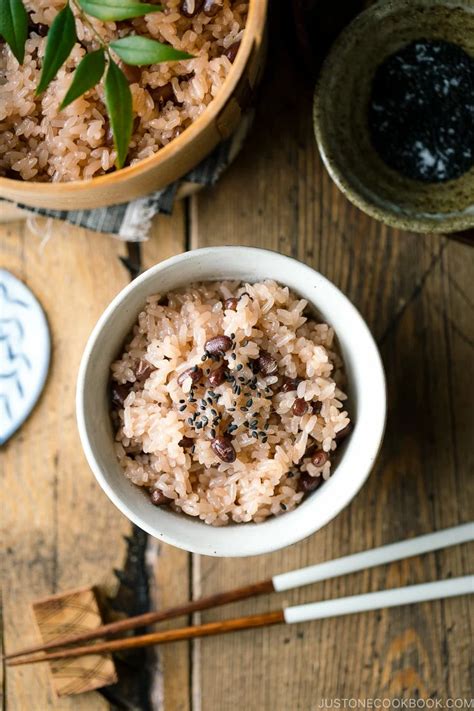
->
[[236, 364, 243, 371], [264, 423, 270, 430], [252, 431, 258, 438], [207, 397, 213, 404], [241, 406, 248, 412], [189, 397, 197, 403], [196, 422, 203, 429], [244, 422, 250, 428], [281, 503, 287, 510], [193, 365, 199, 371], [231, 332, 235, 338], [191, 445, 196, 453], [187, 417, 193, 425], [179, 405, 186, 412], [200, 399, 207, 407], [250, 419, 258, 428], [179, 399, 185, 404], [246, 399, 253, 408], [238, 377, 245, 383], [211, 408, 218, 416], [201, 354, 208, 361], [210, 428, 216, 438], [205, 368, 211, 375], [229, 407, 236, 412], [201, 416, 208, 424], [200, 405, 206, 411], [262, 437, 268, 443], [231, 353, 237, 360]]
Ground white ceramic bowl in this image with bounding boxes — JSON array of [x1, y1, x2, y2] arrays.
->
[[76, 247, 386, 557]]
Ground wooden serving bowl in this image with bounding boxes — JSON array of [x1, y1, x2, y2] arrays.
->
[[0, 0, 267, 210]]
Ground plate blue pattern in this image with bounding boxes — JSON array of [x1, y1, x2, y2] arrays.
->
[[0, 270, 51, 445]]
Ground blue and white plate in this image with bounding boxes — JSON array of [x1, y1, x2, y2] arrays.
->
[[0, 270, 51, 445]]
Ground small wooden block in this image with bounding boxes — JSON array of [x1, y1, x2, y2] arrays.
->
[[32, 586, 117, 697]]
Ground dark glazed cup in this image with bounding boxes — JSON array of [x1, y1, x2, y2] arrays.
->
[[313, 0, 474, 234]]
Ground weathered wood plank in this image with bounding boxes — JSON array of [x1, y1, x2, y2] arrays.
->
[[0, 206, 190, 710], [0, 218, 131, 710], [189, 24, 474, 708]]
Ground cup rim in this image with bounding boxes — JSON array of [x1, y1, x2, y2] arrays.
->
[[76, 246, 387, 556]]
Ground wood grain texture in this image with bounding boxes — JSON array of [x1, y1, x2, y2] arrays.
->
[[0, 218, 130, 711], [33, 587, 117, 697], [188, 8, 474, 707], [0, 209, 188, 709]]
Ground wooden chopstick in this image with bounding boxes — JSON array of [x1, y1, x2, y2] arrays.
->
[[7, 611, 286, 666], [3, 580, 274, 661], [7, 576, 473, 667], [5, 522, 473, 662]]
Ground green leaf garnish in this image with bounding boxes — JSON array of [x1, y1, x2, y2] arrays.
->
[[60, 49, 106, 109], [36, 3, 77, 95], [110, 36, 193, 66], [104, 59, 133, 169], [77, 0, 162, 21], [0, 0, 28, 64]]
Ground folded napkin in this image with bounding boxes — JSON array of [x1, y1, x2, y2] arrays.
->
[[3, 119, 249, 240]]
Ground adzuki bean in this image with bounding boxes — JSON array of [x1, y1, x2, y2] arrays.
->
[[224, 41, 241, 63], [256, 350, 278, 376], [204, 335, 233, 355], [298, 472, 323, 493], [203, 0, 221, 16], [150, 490, 171, 506], [311, 450, 329, 468], [292, 398, 308, 416], [135, 359, 154, 380], [180, 0, 204, 17], [177, 366, 202, 386], [211, 436, 236, 463], [111, 382, 132, 409], [281, 377, 302, 393], [224, 297, 239, 311], [208, 363, 227, 387]]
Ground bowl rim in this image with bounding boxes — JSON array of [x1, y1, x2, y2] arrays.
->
[[313, 0, 474, 234], [76, 246, 387, 556], [0, 0, 267, 197]]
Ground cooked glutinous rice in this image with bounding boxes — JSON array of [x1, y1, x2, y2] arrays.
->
[[110, 280, 352, 526], [0, 0, 248, 181]]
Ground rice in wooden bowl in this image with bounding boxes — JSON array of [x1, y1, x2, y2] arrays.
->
[[0, 0, 267, 208]]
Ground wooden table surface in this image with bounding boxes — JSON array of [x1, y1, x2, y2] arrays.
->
[[1, 6, 473, 710]]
